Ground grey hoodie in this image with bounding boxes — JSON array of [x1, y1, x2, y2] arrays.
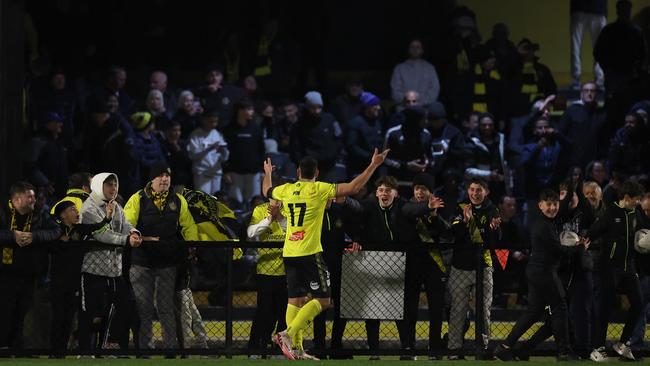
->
[[80, 172, 137, 277]]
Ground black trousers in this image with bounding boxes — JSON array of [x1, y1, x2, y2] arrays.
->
[[593, 266, 643, 348], [313, 248, 343, 351], [567, 270, 593, 357], [0, 273, 34, 350], [248, 274, 287, 350], [78, 273, 130, 350], [397, 254, 445, 355], [505, 266, 571, 355], [49, 277, 79, 354]]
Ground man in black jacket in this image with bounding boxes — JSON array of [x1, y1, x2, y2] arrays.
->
[[630, 193, 650, 353], [586, 180, 644, 362], [557, 82, 606, 169], [0, 181, 61, 351], [494, 189, 585, 361], [345, 175, 442, 359], [447, 178, 501, 360], [224, 99, 265, 208], [400, 174, 447, 360], [289, 91, 342, 183]]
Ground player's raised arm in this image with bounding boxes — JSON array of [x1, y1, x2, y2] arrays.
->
[[336, 148, 389, 197], [262, 158, 274, 198]]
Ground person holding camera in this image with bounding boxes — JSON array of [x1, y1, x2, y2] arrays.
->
[[521, 117, 570, 226]]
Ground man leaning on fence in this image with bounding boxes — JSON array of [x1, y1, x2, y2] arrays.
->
[[124, 161, 198, 355], [78, 173, 141, 353], [344, 174, 445, 360], [0, 181, 60, 352]]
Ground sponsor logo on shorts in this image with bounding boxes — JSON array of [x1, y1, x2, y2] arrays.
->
[[289, 231, 305, 241], [310, 281, 319, 290], [326, 271, 331, 286]]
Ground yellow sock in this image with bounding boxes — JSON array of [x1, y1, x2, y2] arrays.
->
[[286, 299, 322, 341], [285, 304, 303, 349]]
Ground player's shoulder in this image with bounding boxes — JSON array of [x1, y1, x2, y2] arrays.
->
[[313, 181, 336, 190]]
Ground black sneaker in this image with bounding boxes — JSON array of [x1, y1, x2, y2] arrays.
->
[[428, 354, 442, 361], [494, 344, 515, 361]]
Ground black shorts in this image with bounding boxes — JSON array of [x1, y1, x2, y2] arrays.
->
[[284, 252, 331, 298]]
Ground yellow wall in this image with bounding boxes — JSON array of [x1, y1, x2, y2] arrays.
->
[[458, 0, 650, 84]]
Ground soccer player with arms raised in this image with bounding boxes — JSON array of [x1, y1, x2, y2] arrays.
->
[[262, 148, 389, 360]]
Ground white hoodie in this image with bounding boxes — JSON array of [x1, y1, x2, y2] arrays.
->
[[187, 127, 230, 176], [80, 172, 136, 277]]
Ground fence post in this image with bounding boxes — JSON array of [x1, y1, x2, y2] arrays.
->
[[225, 243, 233, 358], [475, 246, 485, 357]]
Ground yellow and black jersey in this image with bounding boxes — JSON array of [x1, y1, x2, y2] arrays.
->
[[250, 203, 286, 276], [269, 181, 336, 257]]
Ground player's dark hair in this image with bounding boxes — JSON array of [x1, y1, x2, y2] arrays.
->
[[299, 157, 318, 179]]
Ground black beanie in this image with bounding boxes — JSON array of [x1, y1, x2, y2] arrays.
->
[[149, 160, 172, 181]]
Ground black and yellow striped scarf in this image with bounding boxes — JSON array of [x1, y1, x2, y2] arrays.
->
[[3, 201, 32, 265], [8, 200, 32, 232]]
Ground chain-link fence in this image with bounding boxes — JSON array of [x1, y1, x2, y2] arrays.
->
[[0, 240, 639, 358]]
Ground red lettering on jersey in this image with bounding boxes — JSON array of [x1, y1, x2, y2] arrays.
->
[[288, 231, 305, 241]]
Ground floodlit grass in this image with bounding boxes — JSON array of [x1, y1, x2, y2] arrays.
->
[[0, 356, 636, 365]]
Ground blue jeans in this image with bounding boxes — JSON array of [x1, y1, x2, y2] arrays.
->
[[630, 274, 650, 351]]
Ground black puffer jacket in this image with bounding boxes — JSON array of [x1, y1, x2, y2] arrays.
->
[[0, 204, 61, 276]]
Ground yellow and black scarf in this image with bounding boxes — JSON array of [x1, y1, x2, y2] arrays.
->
[[146, 182, 169, 211], [3, 201, 33, 265]]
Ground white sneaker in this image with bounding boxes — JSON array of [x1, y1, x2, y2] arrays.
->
[[590, 347, 608, 362], [613, 342, 635, 360], [294, 349, 320, 361], [274, 331, 295, 360]]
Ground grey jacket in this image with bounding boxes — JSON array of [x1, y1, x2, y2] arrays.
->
[[80, 172, 136, 277]]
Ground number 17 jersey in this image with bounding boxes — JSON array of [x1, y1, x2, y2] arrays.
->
[[269, 181, 337, 257]]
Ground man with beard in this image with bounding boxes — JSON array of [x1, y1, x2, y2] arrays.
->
[[0, 182, 60, 351]]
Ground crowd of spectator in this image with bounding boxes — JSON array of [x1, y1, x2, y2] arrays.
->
[[3, 0, 650, 360]]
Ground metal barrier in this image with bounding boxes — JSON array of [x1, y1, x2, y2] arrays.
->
[[0, 240, 638, 358]]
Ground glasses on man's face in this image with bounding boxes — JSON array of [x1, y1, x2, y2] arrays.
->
[[582, 88, 597, 93]]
